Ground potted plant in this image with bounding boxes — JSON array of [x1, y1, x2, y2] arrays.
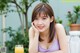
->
[[67, 5, 80, 31]]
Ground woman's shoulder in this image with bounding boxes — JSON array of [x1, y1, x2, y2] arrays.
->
[[55, 23, 64, 29]]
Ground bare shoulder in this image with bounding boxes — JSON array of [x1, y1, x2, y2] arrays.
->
[[55, 23, 64, 30], [55, 24, 68, 53], [55, 23, 66, 37]]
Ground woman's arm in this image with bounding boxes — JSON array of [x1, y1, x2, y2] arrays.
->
[[29, 23, 39, 53], [55, 24, 68, 53], [46, 50, 63, 53], [38, 50, 63, 53]]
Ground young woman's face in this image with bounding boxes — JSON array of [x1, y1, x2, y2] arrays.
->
[[33, 12, 53, 32]]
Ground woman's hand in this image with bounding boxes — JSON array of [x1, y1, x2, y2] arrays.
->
[[29, 22, 40, 53], [29, 22, 39, 41], [31, 22, 39, 35]]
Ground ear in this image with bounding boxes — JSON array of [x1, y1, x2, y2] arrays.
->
[[50, 16, 54, 22]]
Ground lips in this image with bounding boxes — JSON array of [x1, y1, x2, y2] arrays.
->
[[37, 26, 44, 29]]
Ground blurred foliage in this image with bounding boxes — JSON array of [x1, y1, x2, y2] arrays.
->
[[0, 0, 11, 14], [67, 5, 80, 25], [3, 27, 29, 53], [56, 17, 63, 24]]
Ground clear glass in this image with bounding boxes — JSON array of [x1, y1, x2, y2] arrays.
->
[[15, 45, 24, 53]]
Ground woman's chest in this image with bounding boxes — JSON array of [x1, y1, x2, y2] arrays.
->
[[38, 39, 60, 52], [39, 41, 53, 49]]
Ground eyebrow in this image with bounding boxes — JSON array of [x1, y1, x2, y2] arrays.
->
[[36, 15, 48, 19]]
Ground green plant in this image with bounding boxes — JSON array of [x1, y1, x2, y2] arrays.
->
[[4, 27, 29, 53], [56, 17, 63, 24], [67, 5, 80, 25]]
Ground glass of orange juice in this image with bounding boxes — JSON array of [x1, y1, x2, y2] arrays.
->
[[15, 45, 24, 53]]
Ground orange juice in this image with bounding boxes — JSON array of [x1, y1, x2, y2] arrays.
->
[[15, 45, 24, 53]]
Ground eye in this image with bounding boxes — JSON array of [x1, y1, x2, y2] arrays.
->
[[42, 17, 47, 20]]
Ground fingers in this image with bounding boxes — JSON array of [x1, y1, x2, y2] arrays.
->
[[31, 22, 37, 31], [31, 22, 39, 35], [31, 22, 35, 29]]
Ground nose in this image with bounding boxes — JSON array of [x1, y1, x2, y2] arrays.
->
[[38, 20, 43, 25]]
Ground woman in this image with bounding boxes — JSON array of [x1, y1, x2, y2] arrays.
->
[[29, 3, 68, 53]]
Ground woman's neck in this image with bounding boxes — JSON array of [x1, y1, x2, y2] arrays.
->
[[40, 28, 50, 39]]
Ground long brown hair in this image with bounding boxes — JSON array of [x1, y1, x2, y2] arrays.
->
[[32, 3, 56, 43]]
